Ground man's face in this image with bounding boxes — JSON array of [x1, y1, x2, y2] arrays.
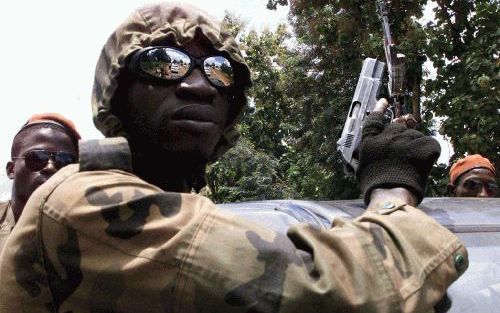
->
[[452, 168, 498, 197], [6, 127, 77, 219], [120, 39, 232, 162]]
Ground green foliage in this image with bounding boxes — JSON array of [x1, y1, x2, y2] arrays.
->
[[221, 11, 247, 38], [280, 0, 430, 198], [238, 25, 294, 158], [426, 164, 449, 197], [424, 0, 500, 172], [206, 1, 499, 203], [206, 138, 292, 202], [266, 0, 288, 10]]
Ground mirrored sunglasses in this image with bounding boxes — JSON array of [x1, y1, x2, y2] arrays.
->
[[128, 46, 235, 88], [13, 149, 76, 172]]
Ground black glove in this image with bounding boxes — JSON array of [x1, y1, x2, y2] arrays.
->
[[357, 112, 441, 205]]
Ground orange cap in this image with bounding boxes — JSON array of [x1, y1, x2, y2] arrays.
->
[[449, 154, 496, 184], [21, 112, 81, 141]]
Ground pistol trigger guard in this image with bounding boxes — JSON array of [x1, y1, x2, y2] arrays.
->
[[384, 106, 395, 124], [342, 162, 356, 176]]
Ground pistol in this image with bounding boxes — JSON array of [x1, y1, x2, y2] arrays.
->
[[336, 58, 385, 174]]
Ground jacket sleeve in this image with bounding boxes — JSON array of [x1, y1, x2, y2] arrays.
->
[[0, 166, 467, 313]]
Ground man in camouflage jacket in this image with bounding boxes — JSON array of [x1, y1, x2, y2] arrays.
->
[[0, 3, 467, 312], [0, 113, 80, 254]]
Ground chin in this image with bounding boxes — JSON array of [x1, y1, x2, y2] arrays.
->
[[160, 139, 217, 160], [160, 145, 212, 165]]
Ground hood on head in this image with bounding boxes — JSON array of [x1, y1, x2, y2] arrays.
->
[[92, 2, 252, 160]]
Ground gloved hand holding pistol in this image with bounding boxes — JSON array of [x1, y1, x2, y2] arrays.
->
[[357, 98, 441, 206]]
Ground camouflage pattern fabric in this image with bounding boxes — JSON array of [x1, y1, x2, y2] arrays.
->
[[0, 201, 14, 255], [0, 138, 468, 312], [92, 2, 252, 161]]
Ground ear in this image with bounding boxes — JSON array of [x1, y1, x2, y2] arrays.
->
[[447, 183, 456, 197], [6, 161, 15, 180]]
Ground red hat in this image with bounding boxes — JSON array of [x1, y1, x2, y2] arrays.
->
[[449, 154, 496, 185], [18, 112, 81, 141]]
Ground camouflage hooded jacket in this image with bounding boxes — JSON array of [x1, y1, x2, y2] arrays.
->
[[0, 3, 467, 313], [0, 201, 14, 255], [91, 2, 251, 162]]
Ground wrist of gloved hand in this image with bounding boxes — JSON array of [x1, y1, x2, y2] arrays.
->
[[358, 157, 426, 205], [357, 112, 441, 206]]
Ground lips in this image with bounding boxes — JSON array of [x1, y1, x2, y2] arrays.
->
[[170, 105, 220, 133], [171, 105, 218, 122]]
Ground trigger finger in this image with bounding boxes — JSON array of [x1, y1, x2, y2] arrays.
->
[[373, 98, 389, 113], [362, 99, 390, 138]]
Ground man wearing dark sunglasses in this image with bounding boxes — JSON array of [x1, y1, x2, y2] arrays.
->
[[448, 154, 498, 197], [0, 113, 80, 254], [106, 24, 250, 192], [0, 3, 467, 312]]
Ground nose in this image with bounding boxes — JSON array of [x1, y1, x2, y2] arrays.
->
[[175, 68, 217, 103], [477, 185, 491, 198], [39, 159, 58, 176]]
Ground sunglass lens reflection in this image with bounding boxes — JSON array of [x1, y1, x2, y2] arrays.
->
[[140, 48, 191, 80], [203, 56, 234, 87]]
